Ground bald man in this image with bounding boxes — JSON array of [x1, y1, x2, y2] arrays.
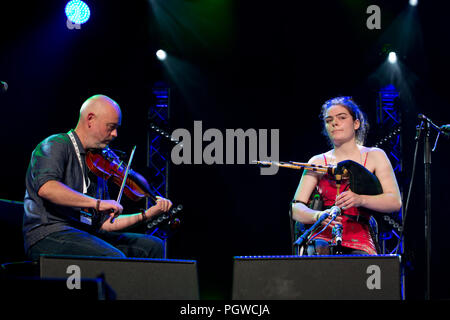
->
[[23, 95, 172, 261]]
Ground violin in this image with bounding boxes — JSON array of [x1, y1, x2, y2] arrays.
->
[[86, 147, 154, 202], [85, 146, 183, 227]]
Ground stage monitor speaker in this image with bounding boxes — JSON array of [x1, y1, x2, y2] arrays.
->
[[232, 254, 402, 300], [2, 276, 114, 300], [40, 255, 199, 300]]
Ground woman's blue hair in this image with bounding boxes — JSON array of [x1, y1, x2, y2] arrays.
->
[[320, 96, 369, 146]]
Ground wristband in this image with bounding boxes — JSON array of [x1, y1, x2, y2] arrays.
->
[[96, 199, 101, 212], [313, 211, 322, 222], [141, 209, 147, 221]]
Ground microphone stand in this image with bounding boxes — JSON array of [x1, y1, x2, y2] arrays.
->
[[293, 213, 329, 254], [417, 114, 448, 300], [424, 119, 432, 301], [331, 224, 343, 255], [293, 209, 340, 254]]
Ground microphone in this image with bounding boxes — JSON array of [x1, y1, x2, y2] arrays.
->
[[332, 223, 343, 254], [0, 81, 8, 93], [332, 224, 343, 243], [293, 206, 342, 248], [418, 114, 449, 136], [328, 205, 341, 219], [312, 205, 341, 222], [329, 206, 343, 254]]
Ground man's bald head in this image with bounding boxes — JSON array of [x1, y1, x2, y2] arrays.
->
[[78, 95, 122, 124], [75, 94, 122, 149]]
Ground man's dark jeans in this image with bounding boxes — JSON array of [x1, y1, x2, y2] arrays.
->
[[27, 228, 165, 261]]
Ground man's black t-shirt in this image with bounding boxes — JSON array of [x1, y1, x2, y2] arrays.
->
[[23, 130, 108, 253]]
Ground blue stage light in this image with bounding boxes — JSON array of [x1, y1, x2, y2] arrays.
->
[[65, 0, 91, 24]]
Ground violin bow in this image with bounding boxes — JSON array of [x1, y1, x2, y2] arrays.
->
[[110, 145, 137, 223]]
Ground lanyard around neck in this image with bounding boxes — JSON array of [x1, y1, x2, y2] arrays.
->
[[68, 131, 90, 194]]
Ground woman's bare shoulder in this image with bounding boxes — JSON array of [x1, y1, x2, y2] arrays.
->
[[307, 150, 334, 166], [365, 146, 388, 158]]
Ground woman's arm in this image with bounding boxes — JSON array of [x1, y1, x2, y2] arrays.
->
[[292, 155, 342, 226], [335, 148, 402, 213]]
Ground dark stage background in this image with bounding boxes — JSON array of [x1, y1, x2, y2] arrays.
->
[[1, 0, 449, 300]]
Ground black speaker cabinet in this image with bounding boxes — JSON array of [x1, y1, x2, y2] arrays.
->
[[232, 254, 402, 300], [2, 276, 114, 300], [40, 255, 199, 300]]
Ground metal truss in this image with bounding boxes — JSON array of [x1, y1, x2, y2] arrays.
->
[[375, 84, 404, 255], [147, 84, 170, 199], [146, 83, 173, 254]]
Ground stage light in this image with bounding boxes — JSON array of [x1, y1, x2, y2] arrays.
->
[[65, 0, 91, 25], [409, 0, 418, 6], [156, 49, 167, 61], [388, 51, 397, 64]]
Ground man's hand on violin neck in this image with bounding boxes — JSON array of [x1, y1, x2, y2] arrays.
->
[[147, 196, 173, 217], [99, 200, 123, 215]]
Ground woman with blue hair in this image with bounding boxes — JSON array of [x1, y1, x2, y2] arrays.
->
[[292, 96, 402, 255]]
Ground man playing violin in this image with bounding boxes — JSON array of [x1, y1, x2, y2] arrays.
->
[[23, 94, 173, 261]]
